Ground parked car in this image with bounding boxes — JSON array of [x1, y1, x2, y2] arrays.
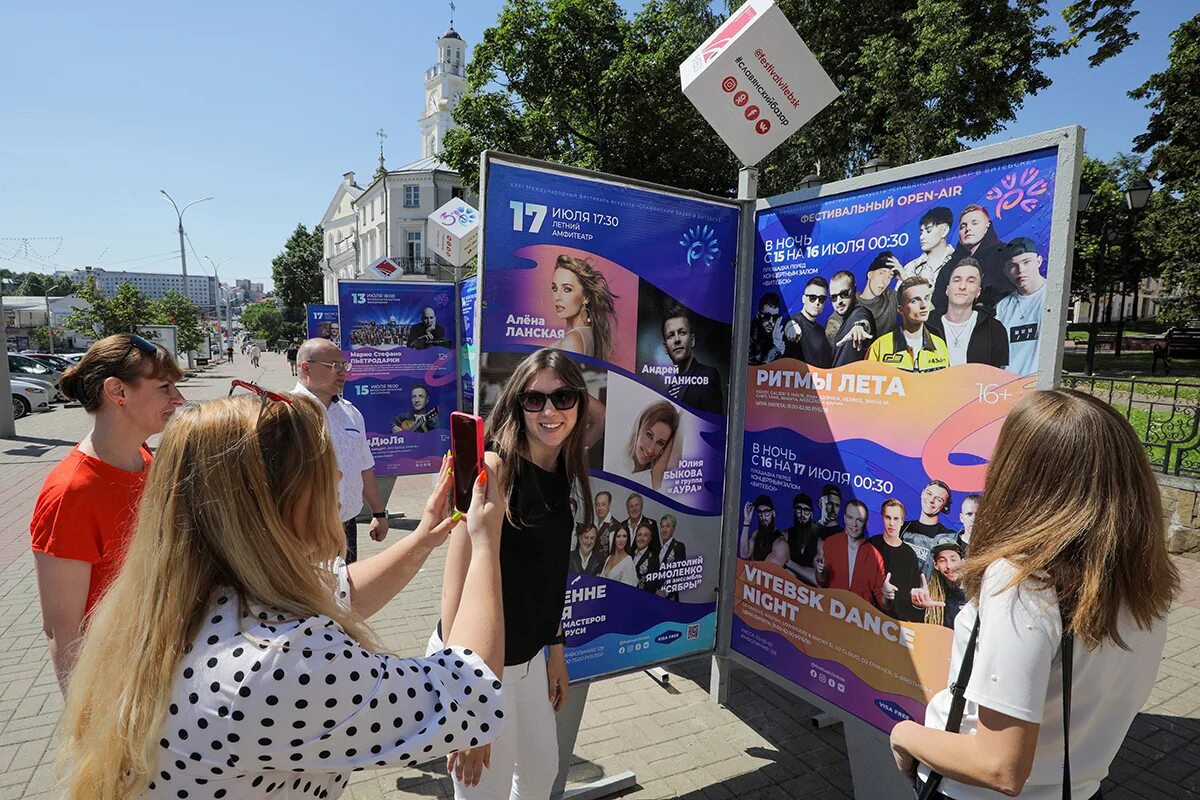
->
[[10, 378, 52, 419], [7, 354, 65, 401], [22, 353, 74, 371], [60, 352, 86, 364]]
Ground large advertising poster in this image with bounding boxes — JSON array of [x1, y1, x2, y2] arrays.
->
[[337, 281, 457, 477], [732, 148, 1062, 731], [480, 155, 739, 680], [306, 304, 339, 340], [460, 276, 477, 412]]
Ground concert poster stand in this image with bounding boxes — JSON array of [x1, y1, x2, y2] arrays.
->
[[471, 128, 1084, 799]]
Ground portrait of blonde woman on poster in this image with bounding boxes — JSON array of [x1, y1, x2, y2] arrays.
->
[[624, 399, 681, 491], [551, 254, 618, 361], [601, 527, 637, 586], [890, 389, 1178, 800]]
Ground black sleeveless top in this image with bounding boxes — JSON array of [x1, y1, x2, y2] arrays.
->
[[498, 454, 573, 665]]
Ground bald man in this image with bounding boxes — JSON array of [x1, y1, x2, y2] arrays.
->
[[406, 307, 448, 349], [295, 338, 389, 562]]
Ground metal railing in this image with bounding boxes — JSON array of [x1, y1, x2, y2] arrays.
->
[[1061, 373, 1200, 480]]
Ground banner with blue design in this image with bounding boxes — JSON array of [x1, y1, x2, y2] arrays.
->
[[479, 153, 740, 680], [460, 276, 478, 412], [305, 304, 339, 340], [337, 281, 458, 477]]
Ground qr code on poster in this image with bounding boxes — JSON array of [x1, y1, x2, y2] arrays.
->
[[686, 624, 700, 641]]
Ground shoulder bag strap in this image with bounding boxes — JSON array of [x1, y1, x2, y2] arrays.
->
[[1062, 627, 1075, 800], [918, 615, 982, 800]]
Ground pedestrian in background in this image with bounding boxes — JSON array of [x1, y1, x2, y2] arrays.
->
[[286, 340, 299, 375], [30, 334, 184, 692], [58, 392, 508, 800], [295, 337, 389, 562], [891, 389, 1179, 799]]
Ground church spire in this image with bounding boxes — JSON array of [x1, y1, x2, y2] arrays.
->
[[374, 128, 387, 180]]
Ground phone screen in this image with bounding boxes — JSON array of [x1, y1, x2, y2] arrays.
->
[[451, 413, 481, 513]]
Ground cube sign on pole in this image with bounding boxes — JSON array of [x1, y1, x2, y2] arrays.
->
[[680, 0, 840, 167], [427, 198, 480, 268]]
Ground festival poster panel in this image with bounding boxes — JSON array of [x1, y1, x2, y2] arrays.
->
[[460, 276, 478, 412], [337, 281, 458, 477], [481, 156, 740, 680], [733, 148, 1063, 732], [305, 304, 339, 340]]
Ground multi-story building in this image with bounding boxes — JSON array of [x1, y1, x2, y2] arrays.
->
[[320, 27, 476, 302], [55, 266, 218, 310]]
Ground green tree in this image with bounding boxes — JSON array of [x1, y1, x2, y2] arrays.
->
[[151, 290, 206, 354], [240, 301, 286, 345], [64, 277, 159, 337], [444, 0, 1139, 195], [1130, 14, 1200, 323], [271, 224, 324, 319]]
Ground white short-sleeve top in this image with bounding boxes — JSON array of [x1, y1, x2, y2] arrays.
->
[[142, 570, 504, 799], [922, 558, 1167, 800]]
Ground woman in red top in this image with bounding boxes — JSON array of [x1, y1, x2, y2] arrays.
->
[[30, 334, 184, 692]]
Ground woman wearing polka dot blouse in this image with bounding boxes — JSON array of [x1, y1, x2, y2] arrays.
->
[[437, 348, 601, 798], [58, 392, 508, 799]]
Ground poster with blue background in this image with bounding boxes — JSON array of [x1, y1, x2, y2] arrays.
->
[[733, 147, 1065, 731], [480, 154, 740, 680], [337, 281, 458, 477], [305, 304, 339, 340], [460, 276, 477, 412]]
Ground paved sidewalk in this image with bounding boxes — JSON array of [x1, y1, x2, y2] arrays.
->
[[0, 350, 1197, 799]]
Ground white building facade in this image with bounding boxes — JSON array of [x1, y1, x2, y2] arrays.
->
[[54, 266, 218, 310], [320, 28, 475, 302]]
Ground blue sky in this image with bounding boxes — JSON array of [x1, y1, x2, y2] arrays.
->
[[0, 1, 1191, 290]]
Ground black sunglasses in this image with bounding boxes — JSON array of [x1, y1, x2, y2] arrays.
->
[[830, 289, 853, 301], [804, 294, 828, 303], [518, 388, 581, 413], [125, 334, 158, 358]]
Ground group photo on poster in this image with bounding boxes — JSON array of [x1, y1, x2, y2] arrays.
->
[[337, 281, 458, 477], [480, 154, 739, 680], [732, 147, 1063, 732]]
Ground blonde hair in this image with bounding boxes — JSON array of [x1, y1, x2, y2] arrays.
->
[[626, 401, 680, 471], [59, 394, 382, 799], [961, 389, 1179, 649]]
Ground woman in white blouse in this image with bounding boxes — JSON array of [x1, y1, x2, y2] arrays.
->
[[600, 527, 637, 586], [58, 392, 508, 800]]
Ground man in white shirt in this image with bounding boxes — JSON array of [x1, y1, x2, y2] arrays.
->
[[994, 237, 1049, 376], [903, 206, 955, 288], [295, 338, 389, 563]]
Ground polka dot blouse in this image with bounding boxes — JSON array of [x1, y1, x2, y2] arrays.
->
[[142, 566, 505, 799]]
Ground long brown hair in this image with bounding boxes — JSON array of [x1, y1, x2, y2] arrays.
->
[[961, 389, 1179, 649], [555, 254, 618, 360], [59, 394, 380, 799], [486, 348, 594, 526], [59, 333, 183, 412]]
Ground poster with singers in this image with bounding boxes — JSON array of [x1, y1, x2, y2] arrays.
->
[[305, 304, 339, 341], [336, 281, 458, 477], [732, 147, 1065, 731], [479, 154, 739, 681]]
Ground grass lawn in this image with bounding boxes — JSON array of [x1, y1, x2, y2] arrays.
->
[[1061, 350, 1200, 381]]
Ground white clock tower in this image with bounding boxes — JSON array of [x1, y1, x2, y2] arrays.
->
[[419, 27, 467, 158]]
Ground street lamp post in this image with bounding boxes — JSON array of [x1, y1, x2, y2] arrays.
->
[[160, 190, 213, 368], [1113, 178, 1153, 358], [205, 256, 233, 350]]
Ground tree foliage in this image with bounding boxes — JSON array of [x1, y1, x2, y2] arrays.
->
[[1130, 14, 1200, 323], [271, 224, 324, 319], [0, 270, 77, 297], [240, 301, 286, 346], [444, 0, 1140, 196], [154, 290, 206, 353], [64, 278, 159, 338]]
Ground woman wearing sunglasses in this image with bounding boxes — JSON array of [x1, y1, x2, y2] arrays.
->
[[30, 334, 184, 693], [436, 348, 600, 798], [59, 392, 508, 799]]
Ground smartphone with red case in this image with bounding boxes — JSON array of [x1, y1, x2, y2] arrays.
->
[[450, 412, 484, 513]]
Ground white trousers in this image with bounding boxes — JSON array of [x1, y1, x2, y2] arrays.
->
[[427, 630, 560, 800]]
